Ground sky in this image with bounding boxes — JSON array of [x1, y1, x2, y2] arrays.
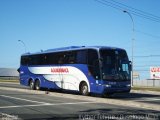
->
[[0, 0, 160, 79]]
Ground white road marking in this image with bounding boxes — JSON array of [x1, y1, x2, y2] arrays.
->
[[0, 94, 96, 109], [0, 95, 48, 104], [0, 101, 96, 109]]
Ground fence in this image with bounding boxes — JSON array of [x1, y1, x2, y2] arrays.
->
[[0, 76, 19, 80], [133, 79, 160, 87], [0, 76, 160, 87]]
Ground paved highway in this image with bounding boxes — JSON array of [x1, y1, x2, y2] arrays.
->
[[1, 82, 160, 105], [0, 82, 160, 120]]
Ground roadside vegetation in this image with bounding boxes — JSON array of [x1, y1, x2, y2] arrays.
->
[[0, 79, 19, 83]]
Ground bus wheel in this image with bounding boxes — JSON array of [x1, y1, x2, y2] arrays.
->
[[29, 80, 35, 90], [80, 82, 89, 96], [35, 80, 40, 90]]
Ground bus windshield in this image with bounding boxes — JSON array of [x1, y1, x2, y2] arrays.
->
[[100, 49, 131, 81]]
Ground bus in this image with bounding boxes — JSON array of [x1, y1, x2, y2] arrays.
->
[[18, 46, 131, 96]]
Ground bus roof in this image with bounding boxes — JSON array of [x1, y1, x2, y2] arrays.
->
[[22, 46, 125, 56]]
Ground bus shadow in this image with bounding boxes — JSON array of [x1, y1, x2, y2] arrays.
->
[[46, 88, 160, 100], [110, 92, 160, 99]]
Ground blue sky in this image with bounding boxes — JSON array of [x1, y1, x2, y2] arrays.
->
[[0, 0, 160, 79]]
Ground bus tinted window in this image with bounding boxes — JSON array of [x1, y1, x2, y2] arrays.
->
[[21, 50, 87, 65], [67, 51, 76, 64], [88, 49, 100, 79], [47, 53, 60, 64], [100, 49, 130, 81], [21, 56, 29, 65], [76, 50, 87, 64], [30, 55, 41, 65]]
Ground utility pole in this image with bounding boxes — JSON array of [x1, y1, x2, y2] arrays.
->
[[123, 10, 135, 86]]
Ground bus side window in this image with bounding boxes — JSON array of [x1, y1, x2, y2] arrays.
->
[[58, 57, 63, 64], [68, 56, 75, 64], [68, 51, 76, 64], [76, 50, 87, 64], [21, 56, 28, 66], [88, 49, 100, 79]]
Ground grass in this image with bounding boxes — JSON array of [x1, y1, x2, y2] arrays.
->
[[0, 79, 19, 83], [132, 86, 160, 92]]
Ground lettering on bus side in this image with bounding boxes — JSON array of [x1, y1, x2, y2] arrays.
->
[[51, 68, 69, 73]]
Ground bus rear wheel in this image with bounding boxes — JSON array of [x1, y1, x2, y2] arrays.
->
[[29, 80, 35, 90], [80, 82, 89, 96], [35, 80, 40, 90]]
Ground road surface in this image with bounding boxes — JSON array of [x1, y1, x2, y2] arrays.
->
[[0, 82, 159, 120]]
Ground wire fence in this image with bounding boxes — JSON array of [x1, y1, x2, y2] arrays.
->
[[133, 79, 160, 87]]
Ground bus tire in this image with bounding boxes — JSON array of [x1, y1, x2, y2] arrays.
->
[[80, 82, 89, 96], [35, 80, 40, 90], [29, 80, 35, 90]]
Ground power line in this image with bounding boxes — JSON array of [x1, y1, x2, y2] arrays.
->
[[135, 64, 160, 67], [134, 55, 160, 58], [109, 0, 160, 22], [135, 30, 160, 39], [135, 65, 160, 67], [95, 0, 160, 39], [134, 70, 149, 71], [103, 0, 160, 22], [95, 0, 160, 23], [95, 0, 123, 11], [111, 0, 160, 19], [128, 55, 160, 58]]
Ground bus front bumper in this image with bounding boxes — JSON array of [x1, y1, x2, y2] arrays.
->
[[100, 84, 131, 94]]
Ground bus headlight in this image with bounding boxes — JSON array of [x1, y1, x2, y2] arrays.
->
[[126, 84, 131, 87], [106, 84, 111, 87]]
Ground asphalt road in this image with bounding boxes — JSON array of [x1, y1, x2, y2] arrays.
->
[[0, 83, 160, 120], [0, 82, 160, 105]]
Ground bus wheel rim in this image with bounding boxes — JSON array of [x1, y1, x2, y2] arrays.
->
[[82, 86, 88, 94]]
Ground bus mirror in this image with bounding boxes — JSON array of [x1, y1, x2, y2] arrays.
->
[[17, 68, 20, 73]]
